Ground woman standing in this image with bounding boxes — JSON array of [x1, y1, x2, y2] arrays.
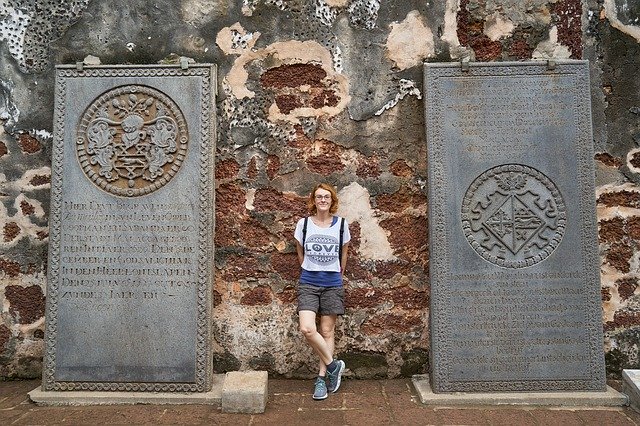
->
[[294, 183, 350, 400]]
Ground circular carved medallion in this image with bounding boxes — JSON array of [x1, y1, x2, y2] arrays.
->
[[76, 85, 188, 197], [461, 164, 566, 268]]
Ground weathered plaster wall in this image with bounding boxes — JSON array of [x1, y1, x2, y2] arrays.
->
[[1, 0, 639, 379]]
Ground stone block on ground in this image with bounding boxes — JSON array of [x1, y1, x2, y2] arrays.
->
[[222, 370, 268, 414]]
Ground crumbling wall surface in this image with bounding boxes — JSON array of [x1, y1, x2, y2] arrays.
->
[[0, 0, 638, 379], [588, 0, 640, 378]]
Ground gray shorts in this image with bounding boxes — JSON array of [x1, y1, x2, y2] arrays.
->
[[297, 283, 345, 315]]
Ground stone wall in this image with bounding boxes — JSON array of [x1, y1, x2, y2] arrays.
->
[[1, 0, 639, 379]]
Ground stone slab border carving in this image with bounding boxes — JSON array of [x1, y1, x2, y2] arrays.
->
[[43, 64, 216, 392]]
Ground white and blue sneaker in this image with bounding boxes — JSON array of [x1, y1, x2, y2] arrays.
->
[[326, 360, 345, 393], [313, 376, 328, 400]]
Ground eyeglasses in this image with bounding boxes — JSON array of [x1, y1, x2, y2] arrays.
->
[[315, 195, 332, 200]]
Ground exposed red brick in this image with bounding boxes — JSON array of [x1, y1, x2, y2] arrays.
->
[[550, 0, 583, 59], [627, 216, 640, 240], [347, 287, 390, 309], [247, 156, 258, 179], [5, 285, 45, 324], [597, 191, 640, 209], [0, 258, 20, 277], [20, 200, 35, 216], [288, 126, 312, 149], [606, 242, 634, 273], [344, 255, 372, 281], [307, 153, 345, 176], [457, 0, 502, 61], [215, 214, 239, 247], [599, 217, 625, 243], [605, 310, 640, 331], [0, 141, 7, 158], [3, 222, 20, 242], [470, 36, 503, 61], [376, 187, 427, 214], [36, 230, 48, 240], [240, 286, 273, 306], [311, 90, 339, 108], [0, 324, 11, 350], [261, 63, 327, 89], [347, 286, 427, 310], [630, 152, 640, 169], [17, 134, 41, 154], [348, 222, 361, 251], [305, 140, 346, 176], [276, 286, 297, 304], [390, 160, 413, 177], [253, 188, 307, 217], [375, 260, 416, 280], [594, 152, 623, 167], [380, 216, 428, 260], [457, 0, 476, 46], [356, 157, 381, 178], [361, 313, 422, 335], [29, 175, 50, 186], [216, 159, 240, 180], [266, 155, 280, 180], [391, 287, 429, 310], [216, 183, 246, 215], [239, 217, 273, 248], [271, 252, 300, 281], [275, 94, 302, 114], [221, 253, 265, 281], [213, 290, 222, 307], [602, 287, 611, 302], [616, 277, 638, 301], [508, 38, 533, 60]]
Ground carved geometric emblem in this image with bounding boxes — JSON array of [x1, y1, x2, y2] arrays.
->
[[461, 164, 566, 268], [76, 85, 188, 197]]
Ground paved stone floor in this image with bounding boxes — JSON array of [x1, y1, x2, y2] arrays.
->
[[2, 379, 640, 425]]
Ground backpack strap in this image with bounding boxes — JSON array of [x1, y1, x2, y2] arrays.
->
[[302, 217, 309, 247], [338, 217, 345, 268]]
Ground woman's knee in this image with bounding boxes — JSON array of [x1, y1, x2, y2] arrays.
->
[[318, 325, 335, 339], [299, 322, 317, 337]]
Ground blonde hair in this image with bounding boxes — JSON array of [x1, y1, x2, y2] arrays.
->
[[307, 183, 339, 215]]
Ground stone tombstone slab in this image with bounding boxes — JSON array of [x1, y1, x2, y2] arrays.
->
[[424, 61, 606, 393], [43, 64, 215, 392]]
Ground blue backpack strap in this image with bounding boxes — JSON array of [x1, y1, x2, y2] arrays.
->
[[338, 217, 345, 267]]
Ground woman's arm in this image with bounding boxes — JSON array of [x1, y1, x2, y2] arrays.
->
[[296, 241, 304, 266], [340, 242, 349, 274]]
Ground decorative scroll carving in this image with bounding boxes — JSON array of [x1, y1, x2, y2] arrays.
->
[[76, 85, 188, 197], [462, 164, 566, 268]]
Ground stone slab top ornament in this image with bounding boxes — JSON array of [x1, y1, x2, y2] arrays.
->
[[424, 60, 606, 393], [42, 64, 216, 393]]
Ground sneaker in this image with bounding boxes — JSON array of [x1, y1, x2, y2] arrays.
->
[[326, 359, 345, 393], [313, 377, 328, 400]]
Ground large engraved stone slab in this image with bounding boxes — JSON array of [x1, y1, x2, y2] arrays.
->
[[43, 65, 216, 392], [424, 61, 606, 392]]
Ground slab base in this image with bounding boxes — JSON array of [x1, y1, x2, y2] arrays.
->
[[412, 375, 628, 406], [623, 369, 640, 411], [28, 374, 224, 406]]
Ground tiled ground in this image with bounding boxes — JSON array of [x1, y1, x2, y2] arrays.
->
[[1, 379, 639, 425]]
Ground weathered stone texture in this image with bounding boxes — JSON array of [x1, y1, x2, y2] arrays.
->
[[0, 0, 639, 379]]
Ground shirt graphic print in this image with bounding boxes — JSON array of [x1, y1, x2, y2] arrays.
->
[[295, 217, 351, 273]]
